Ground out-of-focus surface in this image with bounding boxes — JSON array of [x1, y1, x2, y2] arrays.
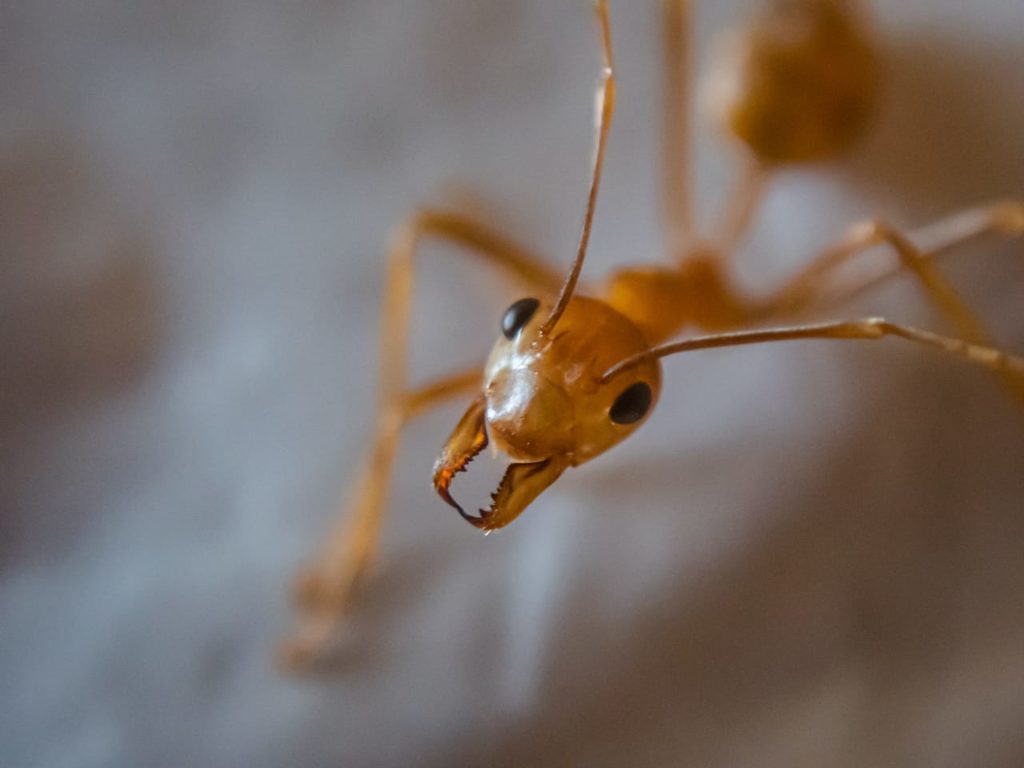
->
[[2, 1, 1023, 766]]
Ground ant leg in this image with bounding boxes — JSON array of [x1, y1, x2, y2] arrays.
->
[[661, 0, 699, 255], [821, 199, 1024, 307], [764, 200, 1024, 320], [760, 201, 1024, 399], [715, 153, 770, 254], [279, 369, 480, 672], [278, 210, 561, 672], [662, 0, 770, 257]]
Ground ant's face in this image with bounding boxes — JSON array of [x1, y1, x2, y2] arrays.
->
[[433, 295, 661, 531]]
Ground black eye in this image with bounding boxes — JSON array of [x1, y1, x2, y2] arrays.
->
[[609, 382, 652, 425], [501, 297, 540, 339]]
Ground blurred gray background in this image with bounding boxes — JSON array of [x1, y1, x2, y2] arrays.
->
[[2, 1, 1024, 767]]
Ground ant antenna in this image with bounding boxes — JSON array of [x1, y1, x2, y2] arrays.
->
[[539, 0, 617, 337], [601, 320, 1024, 384]]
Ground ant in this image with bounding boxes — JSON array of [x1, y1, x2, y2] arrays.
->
[[279, 0, 1024, 671]]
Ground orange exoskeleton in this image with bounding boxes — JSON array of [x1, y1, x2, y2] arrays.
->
[[280, 0, 1024, 671]]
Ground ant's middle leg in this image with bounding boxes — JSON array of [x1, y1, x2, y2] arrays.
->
[[816, 200, 1024, 309]]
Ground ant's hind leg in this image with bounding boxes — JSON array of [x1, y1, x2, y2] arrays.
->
[[826, 200, 1024, 306], [761, 200, 1024, 400], [277, 210, 561, 672]]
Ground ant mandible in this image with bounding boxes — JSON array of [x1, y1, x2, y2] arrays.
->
[[280, 0, 1024, 671]]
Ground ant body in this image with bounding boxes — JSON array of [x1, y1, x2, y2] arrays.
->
[[280, 0, 1024, 670]]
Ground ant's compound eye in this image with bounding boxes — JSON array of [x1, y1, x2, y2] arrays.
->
[[609, 381, 652, 425], [501, 297, 540, 339]]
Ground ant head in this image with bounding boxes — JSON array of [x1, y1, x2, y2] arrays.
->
[[433, 294, 661, 532], [431, 0, 631, 532]]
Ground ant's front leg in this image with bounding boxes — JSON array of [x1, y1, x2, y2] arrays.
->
[[278, 209, 562, 673]]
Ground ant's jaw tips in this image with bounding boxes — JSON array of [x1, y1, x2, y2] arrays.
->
[[435, 442, 568, 532], [432, 395, 489, 515], [475, 457, 568, 531], [456, 504, 490, 531]]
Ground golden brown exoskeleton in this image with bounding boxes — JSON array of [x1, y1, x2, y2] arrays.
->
[[279, 0, 1024, 670]]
